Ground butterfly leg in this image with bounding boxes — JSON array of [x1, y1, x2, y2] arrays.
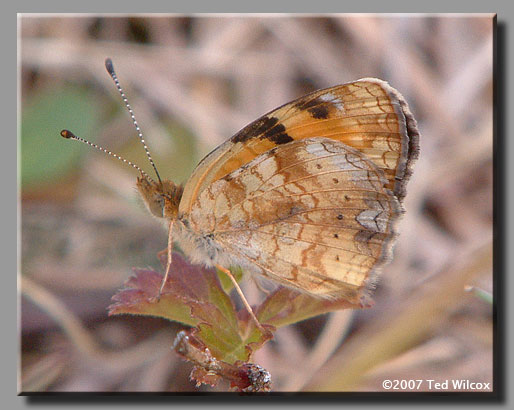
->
[[215, 264, 267, 335], [157, 220, 174, 300]]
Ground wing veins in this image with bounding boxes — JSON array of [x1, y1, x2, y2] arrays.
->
[[272, 187, 392, 199], [225, 149, 380, 208], [246, 229, 379, 258], [216, 237, 362, 286], [255, 168, 388, 196], [278, 112, 403, 135], [215, 219, 391, 237]]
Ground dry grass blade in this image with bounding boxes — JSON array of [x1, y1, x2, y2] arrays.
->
[[281, 310, 354, 391], [21, 276, 171, 375], [21, 351, 68, 392]]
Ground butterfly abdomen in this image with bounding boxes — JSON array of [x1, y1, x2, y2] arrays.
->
[[174, 217, 238, 269]]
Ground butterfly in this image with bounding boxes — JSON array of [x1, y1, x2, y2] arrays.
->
[[62, 59, 419, 329]]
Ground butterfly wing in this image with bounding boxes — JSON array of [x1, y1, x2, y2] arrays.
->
[[186, 138, 403, 303], [179, 78, 419, 217]]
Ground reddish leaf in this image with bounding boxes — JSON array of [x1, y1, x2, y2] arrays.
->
[[109, 253, 273, 364], [108, 268, 198, 327], [257, 287, 370, 329]]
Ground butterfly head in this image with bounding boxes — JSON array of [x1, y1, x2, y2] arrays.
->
[[136, 176, 183, 220]]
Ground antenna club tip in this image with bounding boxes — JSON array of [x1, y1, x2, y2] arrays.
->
[[105, 58, 115, 75], [60, 129, 75, 139]]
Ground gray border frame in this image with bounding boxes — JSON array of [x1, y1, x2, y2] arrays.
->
[[11, 2, 512, 409]]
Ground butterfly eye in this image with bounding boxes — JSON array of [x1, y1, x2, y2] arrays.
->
[[145, 194, 166, 218]]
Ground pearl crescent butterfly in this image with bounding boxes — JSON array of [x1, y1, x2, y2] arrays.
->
[[62, 59, 419, 309]]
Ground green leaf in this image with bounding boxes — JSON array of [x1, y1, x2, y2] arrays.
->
[[21, 86, 100, 189]]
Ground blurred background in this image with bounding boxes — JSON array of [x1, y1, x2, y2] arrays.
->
[[19, 14, 494, 392]]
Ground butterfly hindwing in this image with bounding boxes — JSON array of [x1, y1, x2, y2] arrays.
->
[[187, 138, 402, 302]]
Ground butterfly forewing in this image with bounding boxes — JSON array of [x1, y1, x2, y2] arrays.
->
[[179, 78, 419, 216]]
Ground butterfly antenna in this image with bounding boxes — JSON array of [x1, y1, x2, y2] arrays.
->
[[60, 129, 153, 181], [104, 58, 163, 186]]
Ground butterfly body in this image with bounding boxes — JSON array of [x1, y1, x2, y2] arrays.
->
[[135, 78, 419, 304]]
